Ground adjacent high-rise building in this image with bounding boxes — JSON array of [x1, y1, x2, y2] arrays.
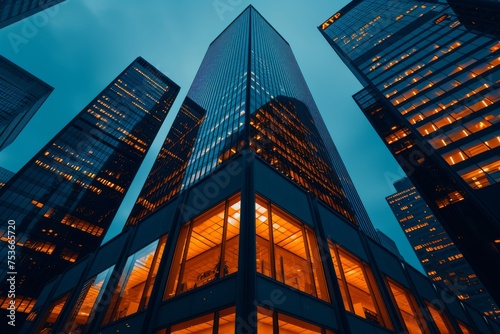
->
[[0, 0, 66, 29], [319, 0, 500, 306], [21, 7, 500, 334], [0, 166, 14, 188], [0, 57, 180, 324], [375, 229, 402, 258], [387, 177, 499, 317], [0, 55, 53, 151]]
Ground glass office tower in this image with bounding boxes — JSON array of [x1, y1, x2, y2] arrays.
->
[[22, 6, 500, 334], [130, 5, 374, 233], [0, 57, 179, 322], [387, 177, 499, 317], [0, 0, 65, 29], [320, 0, 500, 306], [0, 55, 53, 152]]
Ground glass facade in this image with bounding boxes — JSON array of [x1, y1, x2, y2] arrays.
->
[[126, 98, 206, 226], [329, 242, 392, 329], [256, 196, 329, 301], [320, 0, 500, 306], [164, 195, 240, 299], [0, 0, 65, 28], [178, 7, 360, 226], [386, 177, 498, 317], [0, 55, 53, 151], [0, 57, 180, 316], [19, 6, 500, 334], [103, 235, 167, 324], [62, 266, 115, 333]]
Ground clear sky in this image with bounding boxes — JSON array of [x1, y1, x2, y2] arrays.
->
[[0, 0, 422, 270]]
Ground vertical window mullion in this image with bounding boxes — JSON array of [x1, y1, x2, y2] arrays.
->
[[175, 223, 193, 296]]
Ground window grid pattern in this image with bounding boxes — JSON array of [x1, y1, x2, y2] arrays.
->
[[323, 0, 500, 190], [0, 58, 179, 311]]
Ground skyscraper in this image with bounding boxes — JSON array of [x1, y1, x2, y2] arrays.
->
[[22, 7, 500, 334], [0, 0, 65, 29], [0, 55, 53, 151], [0, 57, 180, 323], [387, 177, 499, 317], [319, 0, 500, 305]]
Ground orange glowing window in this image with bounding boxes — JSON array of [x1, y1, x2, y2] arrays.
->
[[255, 196, 330, 302], [457, 320, 474, 334], [425, 301, 455, 333], [171, 313, 214, 333], [480, 158, 500, 183], [386, 279, 427, 334], [459, 166, 491, 189], [257, 307, 334, 333], [35, 293, 70, 333], [428, 135, 451, 150], [329, 243, 393, 329], [103, 236, 167, 324], [461, 140, 490, 158], [442, 149, 467, 166], [63, 266, 115, 333], [164, 195, 240, 300]]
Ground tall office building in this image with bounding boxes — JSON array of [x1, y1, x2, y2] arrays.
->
[[375, 229, 402, 258], [0, 57, 180, 323], [0, 55, 53, 151], [319, 0, 500, 305], [387, 177, 499, 317], [22, 7, 500, 334], [0, 166, 14, 188], [0, 0, 65, 29]]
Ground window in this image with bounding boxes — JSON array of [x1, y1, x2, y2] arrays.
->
[[103, 235, 167, 324], [386, 279, 427, 334], [34, 293, 70, 333], [255, 196, 329, 301], [164, 195, 240, 299], [329, 243, 392, 329], [63, 266, 115, 333], [425, 301, 455, 334], [257, 307, 335, 333], [155, 307, 235, 334], [457, 320, 473, 334]]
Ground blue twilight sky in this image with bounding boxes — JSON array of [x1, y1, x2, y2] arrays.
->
[[0, 0, 421, 270]]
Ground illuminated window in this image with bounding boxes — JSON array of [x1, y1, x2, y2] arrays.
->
[[155, 307, 235, 334], [457, 320, 473, 334], [164, 195, 240, 299], [103, 236, 167, 324], [386, 279, 427, 334], [255, 196, 329, 301], [425, 301, 454, 333], [63, 266, 114, 333], [442, 149, 467, 166], [34, 293, 70, 333], [459, 166, 490, 189], [329, 243, 392, 329], [480, 157, 500, 182], [171, 313, 214, 334], [257, 307, 335, 333]]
